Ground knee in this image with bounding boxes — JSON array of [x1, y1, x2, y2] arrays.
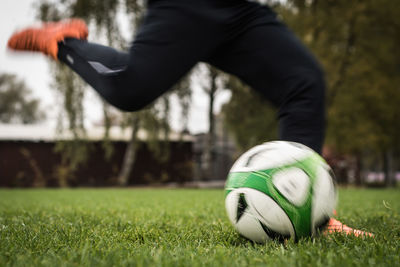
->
[[281, 66, 326, 112], [102, 84, 150, 112], [114, 99, 147, 112], [307, 66, 325, 100], [112, 96, 149, 112], [277, 66, 326, 153], [277, 66, 326, 139]]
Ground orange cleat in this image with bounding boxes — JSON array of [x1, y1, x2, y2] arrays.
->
[[324, 218, 374, 237], [7, 19, 88, 60]]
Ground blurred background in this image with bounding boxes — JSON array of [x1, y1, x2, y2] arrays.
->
[[0, 0, 399, 188]]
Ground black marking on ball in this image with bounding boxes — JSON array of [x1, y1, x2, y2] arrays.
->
[[259, 221, 291, 242], [236, 193, 248, 222], [249, 194, 297, 241]]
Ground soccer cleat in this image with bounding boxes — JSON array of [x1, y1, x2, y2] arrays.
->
[[324, 218, 374, 237], [7, 19, 88, 60]]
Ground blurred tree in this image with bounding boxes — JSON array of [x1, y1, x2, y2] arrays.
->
[[223, 76, 278, 152], [280, 0, 369, 184], [292, 0, 400, 186], [37, 0, 193, 186], [0, 73, 45, 124], [199, 65, 225, 180], [50, 63, 91, 186], [224, 0, 400, 185]]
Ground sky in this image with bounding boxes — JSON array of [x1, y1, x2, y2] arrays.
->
[[0, 0, 231, 133]]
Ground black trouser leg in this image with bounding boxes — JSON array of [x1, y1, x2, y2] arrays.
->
[[57, 0, 325, 153], [57, 1, 215, 112], [207, 5, 325, 153], [57, 39, 132, 109]]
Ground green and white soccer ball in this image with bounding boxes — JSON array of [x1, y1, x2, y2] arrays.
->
[[225, 141, 337, 242]]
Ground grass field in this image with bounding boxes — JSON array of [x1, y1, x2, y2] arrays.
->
[[0, 188, 399, 267]]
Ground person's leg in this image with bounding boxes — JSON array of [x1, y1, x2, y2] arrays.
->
[[9, 1, 219, 112], [207, 3, 373, 237], [57, 3, 218, 112], [207, 4, 325, 153], [56, 39, 135, 110]]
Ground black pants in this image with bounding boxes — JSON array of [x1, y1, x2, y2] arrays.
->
[[58, 0, 325, 153]]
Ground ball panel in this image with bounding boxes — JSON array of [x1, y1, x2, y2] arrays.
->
[[225, 190, 241, 224], [236, 193, 248, 222], [225, 188, 295, 242], [225, 190, 270, 243], [272, 167, 310, 207], [259, 221, 291, 242], [244, 188, 295, 238], [225, 171, 271, 196], [225, 141, 338, 242], [229, 141, 313, 173], [311, 164, 337, 235], [236, 213, 270, 243], [225, 169, 312, 240]]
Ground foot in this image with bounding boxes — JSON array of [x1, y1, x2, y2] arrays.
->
[[7, 19, 88, 60], [324, 218, 374, 237]]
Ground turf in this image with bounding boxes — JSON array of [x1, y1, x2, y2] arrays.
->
[[0, 188, 399, 267]]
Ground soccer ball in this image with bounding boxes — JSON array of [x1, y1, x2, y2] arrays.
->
[[225, 141, 337, 243]]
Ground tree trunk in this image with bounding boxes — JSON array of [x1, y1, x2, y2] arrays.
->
[[382, 150, 388, 187], [327, 15, 357, 108], [117, 114, 140, 186], [383, 149, 395, 187], [20, 148, 46, 187], [203, 66, 218, 180], [101, 100, 114, 160], [354, 152, 362, 186]]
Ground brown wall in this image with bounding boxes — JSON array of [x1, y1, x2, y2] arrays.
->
[[0, 140, 193, 187]]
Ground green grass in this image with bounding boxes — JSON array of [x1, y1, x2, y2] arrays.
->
[[0, 188, 399, 267]]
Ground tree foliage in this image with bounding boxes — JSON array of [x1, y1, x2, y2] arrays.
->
[[197, 64, 226, 179], [277, 0, 400, 154], [51, 64, 92, 183], [37, 0, 192, 185], [223, 76, 278, 152], [0, 73, 45, 124], [223, 0, 400, 184], [225, 1, 400, 150]]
